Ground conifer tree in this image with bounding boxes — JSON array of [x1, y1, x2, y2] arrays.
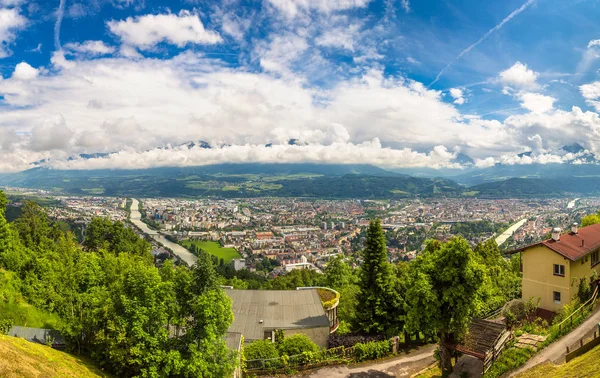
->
[[352, 219, 402, 335]]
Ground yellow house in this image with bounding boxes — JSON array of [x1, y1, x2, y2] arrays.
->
[[511, 223, 600, 313]]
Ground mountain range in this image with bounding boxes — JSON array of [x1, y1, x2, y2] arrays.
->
[[3, 155, 600, 198]]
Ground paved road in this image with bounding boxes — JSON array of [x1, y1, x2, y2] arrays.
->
[[130, 199, 198, 267], [296, 344, 436, 378], [510, 305, 600, 377]]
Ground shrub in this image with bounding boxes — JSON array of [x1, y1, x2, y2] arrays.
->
[[277, 334, 319, 357], [328, 333, 386, 348], [353, 339, 393, 362], [482, 346, 535, 378], [0, 318, 11, 335], [245, 339, 279, 361]]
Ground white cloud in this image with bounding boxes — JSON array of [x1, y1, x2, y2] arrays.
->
[[449, 88, 466, 105], [401, 0, 410, 13], [499, 61, 539, 89], [2, 50, 600, 173], [64, 40, 115, 56], [588, 39, 600, 48], [256, 33, 309, 75], [315, 23, 361, 52], [266, 0, 372, 17], [579, 81, 600, 111], [0, 7, 26, 58], [519, 93, 555, 114], [29, 114, 74, 152], [51, 141, 461, 171], [12, 62, 39, 80], [107, 10, 222, 51]]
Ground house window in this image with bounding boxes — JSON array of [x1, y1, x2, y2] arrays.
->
[[592, 251, 599, 267], [553, 264, 565, 276], [553, 291, 561, 304]]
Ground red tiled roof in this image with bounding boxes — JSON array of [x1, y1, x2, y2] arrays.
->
[[512, 223, 600, 261]]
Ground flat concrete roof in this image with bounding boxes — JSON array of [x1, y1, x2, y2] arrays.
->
[[225, 289, 330, 341]]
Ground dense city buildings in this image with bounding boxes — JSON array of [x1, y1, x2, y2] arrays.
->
[[4, 187, 599, 278]]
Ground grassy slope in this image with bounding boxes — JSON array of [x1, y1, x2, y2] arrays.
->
[[181, 240, 241, 264], [516, 343, 600, 378], [0, 334, 109, 378], [0, 269, 62, 329]]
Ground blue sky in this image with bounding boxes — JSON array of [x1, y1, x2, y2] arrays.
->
[[1, 0, 600, 171]]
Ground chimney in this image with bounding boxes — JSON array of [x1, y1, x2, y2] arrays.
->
[[572, 223, 579, 234], [552, 227, 561, 242]]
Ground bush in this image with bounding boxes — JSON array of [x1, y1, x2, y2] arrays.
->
[[277, 334, 319, 357], [482, 346, 535, 378], [0, 318, 11, 335], [245, 339, 279, 361], [328, 333, 386, 348], [353, 339, 393, 362]]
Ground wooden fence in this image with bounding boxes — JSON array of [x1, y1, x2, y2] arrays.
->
[[566, 329, 600, 363], [556, 285, 599, 334]]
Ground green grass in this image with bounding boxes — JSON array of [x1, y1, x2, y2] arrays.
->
[[462, 191, 480, 196], [390, 190, 409, 195], [0, 269, 63, 330], [180, 241, 241, 264], [516, 343, 600, 378], [0, 334, 110, 377], [0, 302, 63, 329]]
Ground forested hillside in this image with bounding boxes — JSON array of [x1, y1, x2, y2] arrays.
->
[[0, 191, 237, 377]]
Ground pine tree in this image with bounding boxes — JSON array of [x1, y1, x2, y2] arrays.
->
[[352, 219, 403, 336]]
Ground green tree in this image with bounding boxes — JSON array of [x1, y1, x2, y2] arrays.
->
[[83, 217, 152, 261], [405, 237, 486, 376], [474, 239, 521, 315], [324, 256, 354, 290], [581, 213, 600, 227], [352, 219, 403, 336]]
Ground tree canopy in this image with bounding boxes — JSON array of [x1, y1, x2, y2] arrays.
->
[[405, 237, 487, 376]]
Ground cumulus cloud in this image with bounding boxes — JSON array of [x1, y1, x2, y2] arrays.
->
[[107, 11, 222, 51], [499, 61, 539, 89], [64, 40, 115, 56], [449, 88, 466, 105], [0, 7, 26, 58], [12, 62, 39, 80], [1, 46, 599, 173], [580, 81, 600, 111], [29, 114, 74, 152], [519, 93, 555, 114]]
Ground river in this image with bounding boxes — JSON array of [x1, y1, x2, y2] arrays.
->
[[495, 218, 528, 247], [130, 198, 198, 267]]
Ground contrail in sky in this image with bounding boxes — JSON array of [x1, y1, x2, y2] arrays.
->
[[54, 0, 66, 51], [429, 0, 536, 87]]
